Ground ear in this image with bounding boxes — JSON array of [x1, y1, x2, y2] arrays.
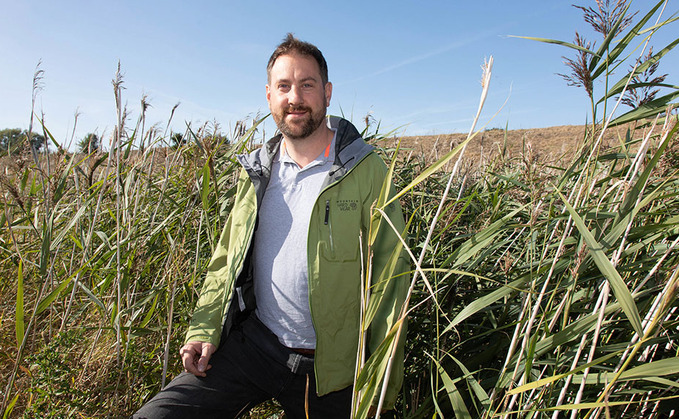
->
[[324, 82, 333, 107], [266, 84, 271, 107]]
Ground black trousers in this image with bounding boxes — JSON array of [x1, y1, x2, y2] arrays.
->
[[132, 314, 352, 419]]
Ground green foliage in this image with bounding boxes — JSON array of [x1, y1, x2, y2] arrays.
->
[[22, 329, 170, 417], [350, 2, 679, 417], [386, 116, 679, 418], [0, 128, 46, 155], [76, 133, 101, 154], [24, 330, 93, 416], [0, 103, 264, 416], [170, 131, 185, 148]]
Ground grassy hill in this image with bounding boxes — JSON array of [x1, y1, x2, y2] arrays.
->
[[389, 123, 646, 166]]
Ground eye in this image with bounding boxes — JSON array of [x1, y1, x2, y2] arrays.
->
[[278, 83, 290, 91]]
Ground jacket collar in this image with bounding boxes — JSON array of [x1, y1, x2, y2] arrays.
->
[[238, 116, 373, 182]]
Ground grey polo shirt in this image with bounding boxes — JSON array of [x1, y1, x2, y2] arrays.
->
[[253, 131, 337, 349]]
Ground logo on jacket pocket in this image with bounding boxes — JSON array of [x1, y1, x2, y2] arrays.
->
[[337, 200, 358, 211]]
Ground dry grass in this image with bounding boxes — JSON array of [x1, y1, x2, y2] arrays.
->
[[387, 123, 647, 167]]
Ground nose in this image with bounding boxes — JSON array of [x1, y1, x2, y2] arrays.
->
[[288, 85, 302, 106]]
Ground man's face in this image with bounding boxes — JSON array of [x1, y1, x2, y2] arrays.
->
[[266, 53, 332, 140]]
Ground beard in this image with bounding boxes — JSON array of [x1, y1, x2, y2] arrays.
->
[[273, 105, 326, 140]]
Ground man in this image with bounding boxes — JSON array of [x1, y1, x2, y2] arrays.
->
[[134, 33, 408, 419]]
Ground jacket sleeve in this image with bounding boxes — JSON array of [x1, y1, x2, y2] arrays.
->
[[364, 156, 410, 409], [185, 169, 256, 347], [184, 221, 234, 346]]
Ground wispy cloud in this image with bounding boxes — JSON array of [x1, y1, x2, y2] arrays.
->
[[338, 24, 512, 85], [339, 42, 468, 85]]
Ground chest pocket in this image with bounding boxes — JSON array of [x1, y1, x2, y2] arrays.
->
[[321, 197, 361, 262]]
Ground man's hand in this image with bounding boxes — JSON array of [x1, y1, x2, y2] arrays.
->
[[180, 341, 216, 377]]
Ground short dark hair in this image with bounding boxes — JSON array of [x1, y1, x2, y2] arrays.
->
[[267, 33, 329, 85]]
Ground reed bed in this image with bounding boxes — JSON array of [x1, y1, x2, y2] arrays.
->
[[382, 111, 679, 418], [2, 1, 679, 417]]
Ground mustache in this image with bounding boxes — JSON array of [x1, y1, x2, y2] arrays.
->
[[284, 106, 312, 114]]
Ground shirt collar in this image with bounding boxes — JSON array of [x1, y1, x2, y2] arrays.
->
[[279, 129, 337, 167]]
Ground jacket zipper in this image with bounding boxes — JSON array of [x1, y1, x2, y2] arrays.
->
[[324, 200, 330, 225], [325, 200, 334, 253]]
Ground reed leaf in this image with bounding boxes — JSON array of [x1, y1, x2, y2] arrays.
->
[[76, 278, 107, 313], [557, 189, 643, 336], [442, 205, 526, 268], [618, 357, 679, 381], [434, 357, 472, 419], [597, 37, 679, 104], [50, 203, 91, 251], [507, 351, 620, 395], [618, 120, 677, 217], [14, 260, 24, 347], [507, 36, 600, 57], [443, 276, 527, 334], [384, 131, 479, 207], [529, 299, 625, 362], [2, 394, 18, 419], [639, 14, 679, 34], [447, 352, 491, 411], [354, 319, 402, 417], [609, 90, 679, 126], [35, 276, 73, 315]]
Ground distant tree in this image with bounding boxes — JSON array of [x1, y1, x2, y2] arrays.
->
[[0, 128, 24, 152], [77, 133, 101, 154], [31, 133, 47, 152], [0, 128, 46, 154], [170, 132, 186, 148]]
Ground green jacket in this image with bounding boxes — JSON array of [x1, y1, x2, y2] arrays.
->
[[185, 116, 409, 407]]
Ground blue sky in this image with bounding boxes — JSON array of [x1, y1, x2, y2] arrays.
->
[[1, 1, 677, 148]]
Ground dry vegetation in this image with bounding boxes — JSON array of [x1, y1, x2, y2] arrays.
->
[[391, 124, 644, 166]]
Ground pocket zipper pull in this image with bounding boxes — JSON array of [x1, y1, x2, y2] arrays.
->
[[324, 200, 330, 225]]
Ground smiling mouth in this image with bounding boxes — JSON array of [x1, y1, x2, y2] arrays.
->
[[285, 107, 311, 117]]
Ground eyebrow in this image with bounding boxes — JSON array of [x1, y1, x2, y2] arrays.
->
[[275, 76, 319, 84]]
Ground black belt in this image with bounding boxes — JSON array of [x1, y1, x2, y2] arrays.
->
[[240, 314, 315, 375]]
